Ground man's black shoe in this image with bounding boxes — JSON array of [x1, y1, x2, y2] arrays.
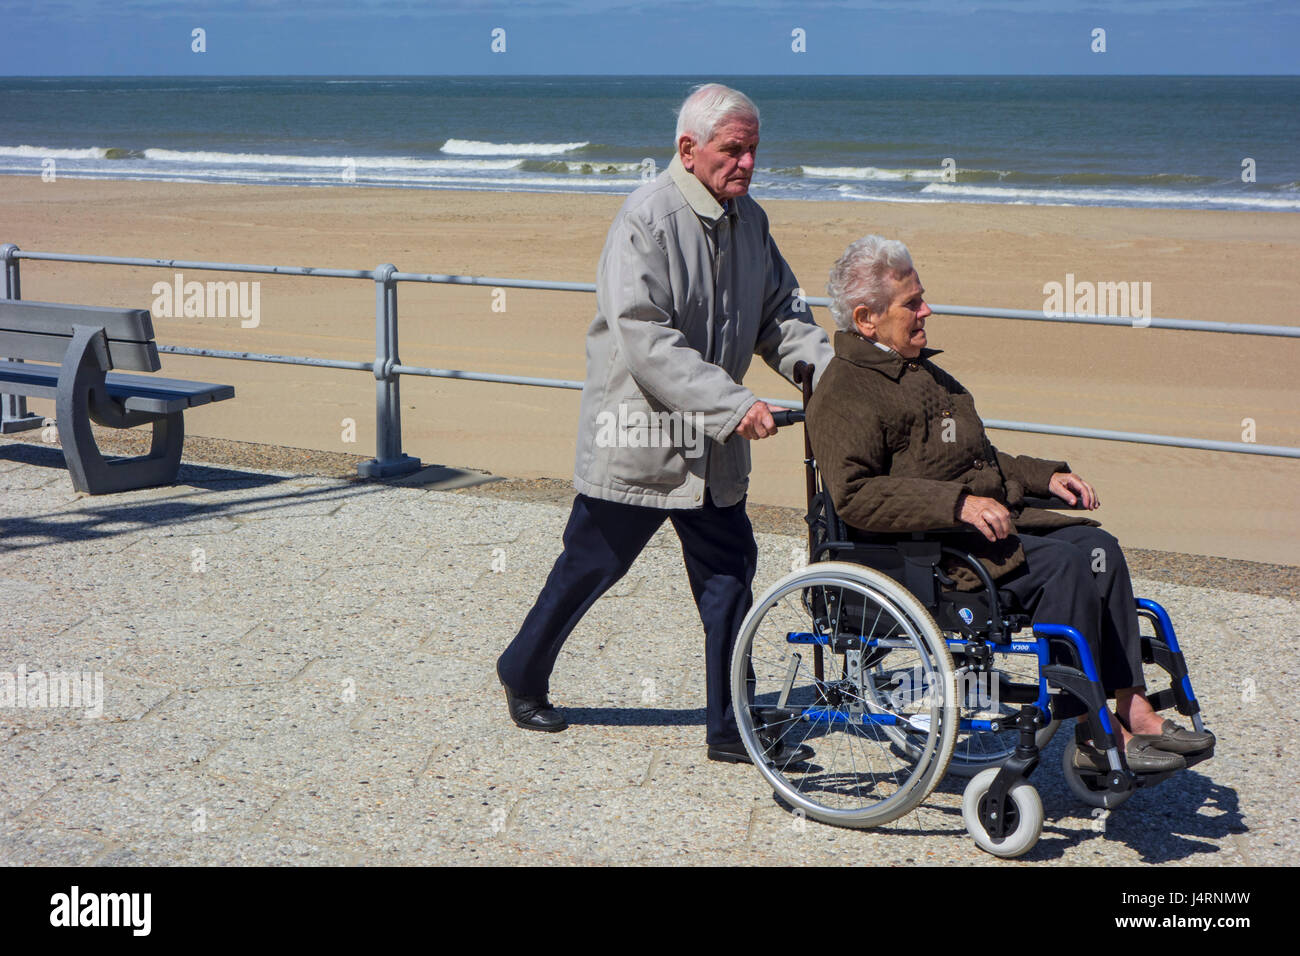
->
[[708, 738, 814, 768], [498, 666, 567, 733]]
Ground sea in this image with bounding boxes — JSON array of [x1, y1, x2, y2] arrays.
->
[[1, 75, 1297, 211]]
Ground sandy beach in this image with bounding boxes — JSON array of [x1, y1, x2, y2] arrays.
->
[[2, 175, 1297, 565]]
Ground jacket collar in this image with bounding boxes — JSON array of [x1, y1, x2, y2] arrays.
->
[[833, 330, 942, 381], [668, 153, 740, 226]]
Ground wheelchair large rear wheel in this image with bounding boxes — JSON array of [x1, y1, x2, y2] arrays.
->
[[731, 562, 957, 829]]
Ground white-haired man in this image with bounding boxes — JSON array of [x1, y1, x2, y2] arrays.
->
[[497, 83, 832, 765]]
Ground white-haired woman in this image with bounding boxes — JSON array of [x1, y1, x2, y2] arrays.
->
[[806, 236, 1214, 773]]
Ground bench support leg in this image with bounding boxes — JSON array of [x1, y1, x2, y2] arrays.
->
[[56, 326, 186, 494], [58, 393, 185, 495], [1, 244, 40, 432], [1, 390, 43, 434]]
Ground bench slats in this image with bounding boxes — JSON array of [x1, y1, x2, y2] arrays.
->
[[0, 299, 155, 341], [0, 361, 58, 401], [0, 329, 161, 372], [0, 360, 234, 414], [110, 372, 236, 413]]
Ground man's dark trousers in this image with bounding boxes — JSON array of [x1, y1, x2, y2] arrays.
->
[[497, 489, 758, 745]]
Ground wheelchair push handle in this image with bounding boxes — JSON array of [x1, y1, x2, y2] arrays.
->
[[771, 409, 806, 428]]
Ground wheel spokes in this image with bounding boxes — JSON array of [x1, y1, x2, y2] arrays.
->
[[738, 572, 952, 822]]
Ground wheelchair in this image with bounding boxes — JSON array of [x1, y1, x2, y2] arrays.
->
[[730, 362, 1214, 857]]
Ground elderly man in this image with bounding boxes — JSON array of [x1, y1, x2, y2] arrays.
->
[[805, 236, 1213, 773], [496, 84, 832, 764]]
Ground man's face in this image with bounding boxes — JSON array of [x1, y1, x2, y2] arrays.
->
[[855, 270, 932, 359], [679, 115, 759, 202]]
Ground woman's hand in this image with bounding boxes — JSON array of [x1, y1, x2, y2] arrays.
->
[[1048, 472, 1100, 509], [958, 494, 1013, 542]]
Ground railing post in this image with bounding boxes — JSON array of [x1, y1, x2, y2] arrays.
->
[[1, 243, 43, 434], [358, 263, 421, 478]]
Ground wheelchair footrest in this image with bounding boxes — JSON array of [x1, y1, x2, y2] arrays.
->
[[1073, 743, 1213, 789]]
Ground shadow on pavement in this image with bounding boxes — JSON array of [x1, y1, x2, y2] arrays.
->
[[0, 442, 389, 552], [563, 706, 708, 728]]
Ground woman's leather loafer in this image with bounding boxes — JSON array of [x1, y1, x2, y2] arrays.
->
[[1139, 719, 1215, 755], [1074, 738, 1186, 774]]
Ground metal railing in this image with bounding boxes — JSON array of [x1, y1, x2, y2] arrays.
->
[[2, 243, 1298, 476]]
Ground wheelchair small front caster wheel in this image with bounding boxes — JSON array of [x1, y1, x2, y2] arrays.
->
[[1061, 739, 1136, 810], [961, 768, 1043, 858]]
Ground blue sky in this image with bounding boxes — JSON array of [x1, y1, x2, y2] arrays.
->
[[4, 0, 1296, 75]]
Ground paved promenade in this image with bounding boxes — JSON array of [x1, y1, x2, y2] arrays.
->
[[1, 437, 1295, 866]]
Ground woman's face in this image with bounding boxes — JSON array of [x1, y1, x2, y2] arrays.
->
[[856, 270, 932, 359]]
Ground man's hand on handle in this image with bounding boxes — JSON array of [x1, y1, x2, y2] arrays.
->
[[736, 400, 796, 440]]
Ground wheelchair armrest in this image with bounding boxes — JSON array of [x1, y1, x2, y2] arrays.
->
[[843, 527, 963, 544], [1022, 495, 1090, 511]]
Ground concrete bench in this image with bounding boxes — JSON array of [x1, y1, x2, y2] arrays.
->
[[0, 299, 234, 494]]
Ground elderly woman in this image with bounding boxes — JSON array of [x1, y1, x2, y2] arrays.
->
[[805, 236, 1213, 773]]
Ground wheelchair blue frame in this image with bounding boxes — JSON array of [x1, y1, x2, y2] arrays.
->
[[783, 610, 1200, 744]]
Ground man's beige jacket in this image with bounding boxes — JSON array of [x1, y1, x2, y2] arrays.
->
[[574, 155, 832, 508]]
